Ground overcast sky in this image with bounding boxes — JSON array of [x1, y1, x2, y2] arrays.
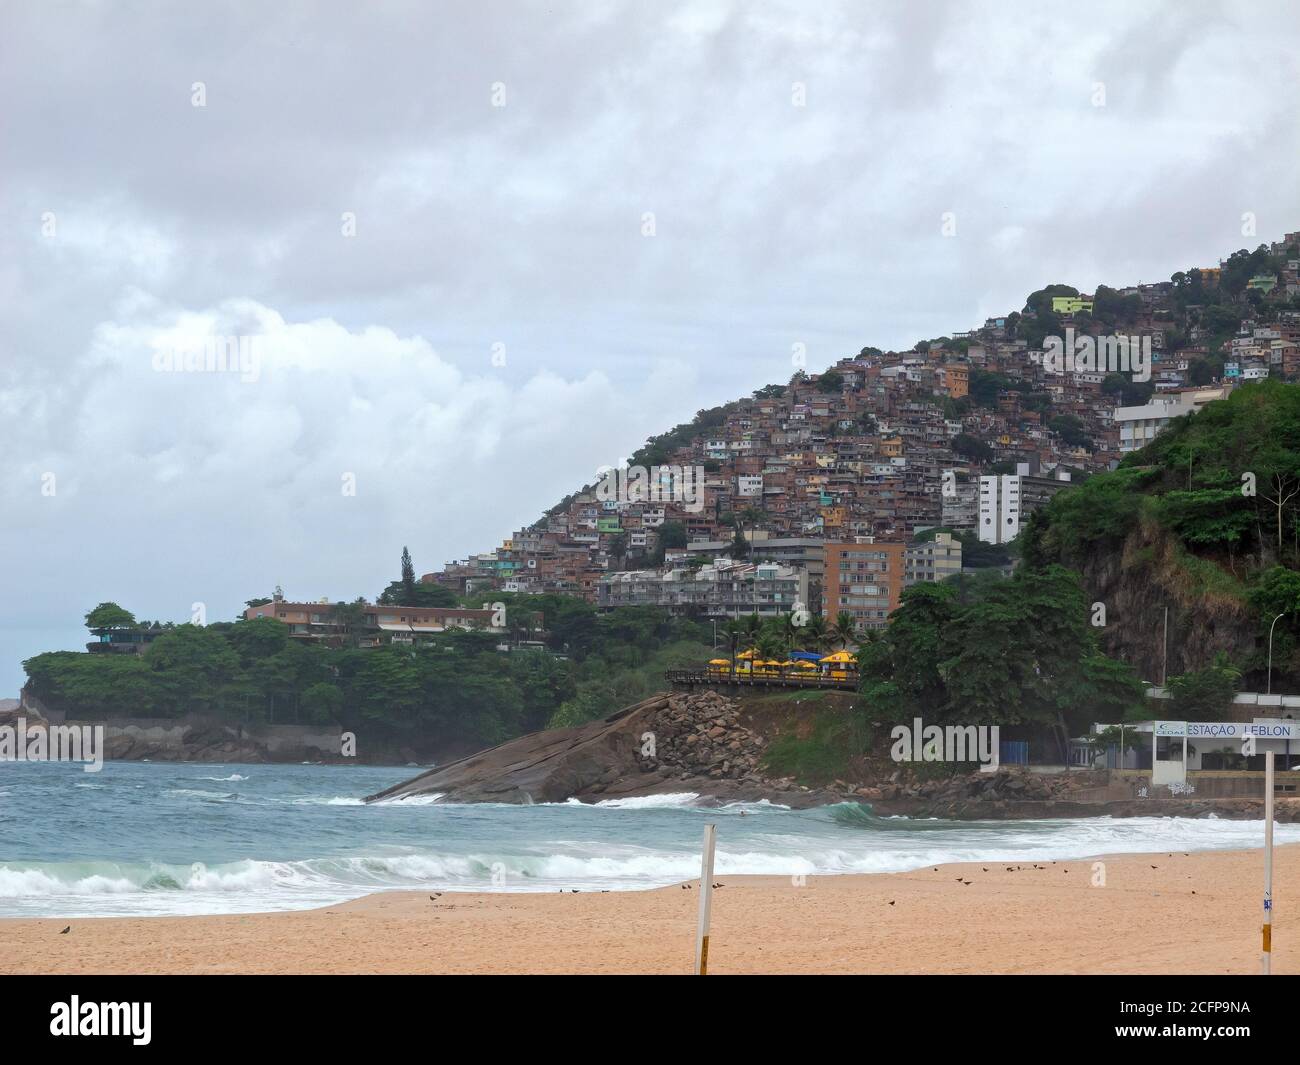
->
[[2, 0, 1298, 694]]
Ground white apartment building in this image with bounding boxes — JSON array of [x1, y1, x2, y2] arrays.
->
[[1113, 385, 1232, 453], [978, 474, 1022, 545]]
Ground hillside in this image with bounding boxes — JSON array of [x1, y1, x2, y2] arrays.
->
[[428, 233, 1300, 595], [19, 234, 1300, 754]]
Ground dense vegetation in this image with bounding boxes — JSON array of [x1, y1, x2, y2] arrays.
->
[[23, 598, 712, 753], [856, 566, 1145, 749], [1024, 378, 1300, 696]]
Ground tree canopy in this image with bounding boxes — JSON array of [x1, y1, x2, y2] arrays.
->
[[84, 602, 136, 631]]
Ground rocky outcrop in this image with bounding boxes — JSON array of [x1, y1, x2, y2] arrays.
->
[[366, 690, 843, 806], [1057, 519, 1262, 684], [0, 703, 46, 730], [97, 723, 339, 764], [367, 689, 1300, 820], [0, 706, 351, 764]]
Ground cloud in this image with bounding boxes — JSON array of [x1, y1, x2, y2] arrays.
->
[[0, 297, 692, 688], [1, 0, 1298, 690]]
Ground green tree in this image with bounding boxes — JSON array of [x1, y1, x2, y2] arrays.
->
[[859, 567, 1143, 744], [953, 433, 994, 464], [832, 611, 859, 648], [1167, 654, 1242, 721], [350, 650, 421, 723], [84, 602, 136, 631], [795, 612, 829, 652], [144, 625, 242, 716], [226, 616, 290, 662], [301, 682, 344, 725], [329, 598, 370, 647], [401, 546, 417, 602], [858, 584, 956, 723]]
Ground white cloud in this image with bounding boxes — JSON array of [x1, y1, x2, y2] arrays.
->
[[1, 0, 1298, 691], [0, 297, 694, 686]]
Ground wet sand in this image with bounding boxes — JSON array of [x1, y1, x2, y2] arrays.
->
[[1, 845, 1289, 974]]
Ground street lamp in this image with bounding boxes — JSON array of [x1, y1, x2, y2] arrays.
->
[[1267, 612, 1288, 696]]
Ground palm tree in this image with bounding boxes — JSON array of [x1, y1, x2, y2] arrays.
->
[[795, 612, 829, 653], [776, 610, 798, 650], [832, 611, 859, 650], [754, 631, 786, 670]]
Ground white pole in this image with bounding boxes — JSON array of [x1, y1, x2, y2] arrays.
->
[[1264, 751, 1274, 975], [694, 824, 717, 975]]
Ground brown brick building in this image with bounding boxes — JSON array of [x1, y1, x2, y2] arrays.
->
[[823, 539, 906, 631]]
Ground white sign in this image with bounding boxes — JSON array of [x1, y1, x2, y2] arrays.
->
[[1154, 720, 1297, 740]]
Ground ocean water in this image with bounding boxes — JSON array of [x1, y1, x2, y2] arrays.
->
[[1, 760, 1294, 918]]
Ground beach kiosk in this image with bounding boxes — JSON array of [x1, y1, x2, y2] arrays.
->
[[819, 650, 858, 682]]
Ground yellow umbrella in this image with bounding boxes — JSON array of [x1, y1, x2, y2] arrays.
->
[[794, 660, 818, 669], [820, 650, 857, 664], [708, 659, 730, 666], [735, 649, 758, 660]]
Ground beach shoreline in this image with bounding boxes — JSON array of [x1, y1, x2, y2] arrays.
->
[[2, 843, 1291, 975]]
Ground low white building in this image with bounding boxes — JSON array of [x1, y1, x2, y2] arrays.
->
[[1113, 386, 1232, 453]]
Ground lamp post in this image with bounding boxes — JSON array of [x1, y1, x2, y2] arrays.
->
[[1267, 612, 1287, 696], [1161, 606, 1169, 687]]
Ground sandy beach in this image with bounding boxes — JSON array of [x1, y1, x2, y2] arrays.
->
[[1, 843, 1291, 975]]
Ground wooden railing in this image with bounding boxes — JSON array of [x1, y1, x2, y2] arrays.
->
[[665, 669, 858, 690]]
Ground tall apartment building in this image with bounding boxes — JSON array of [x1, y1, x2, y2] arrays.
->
[[823, 539, 906, 631], [978, 466, 1072, 545], [978, 474, 1022, 545]]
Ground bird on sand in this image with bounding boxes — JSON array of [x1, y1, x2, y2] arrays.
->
[[60, 926, 70, 934]]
